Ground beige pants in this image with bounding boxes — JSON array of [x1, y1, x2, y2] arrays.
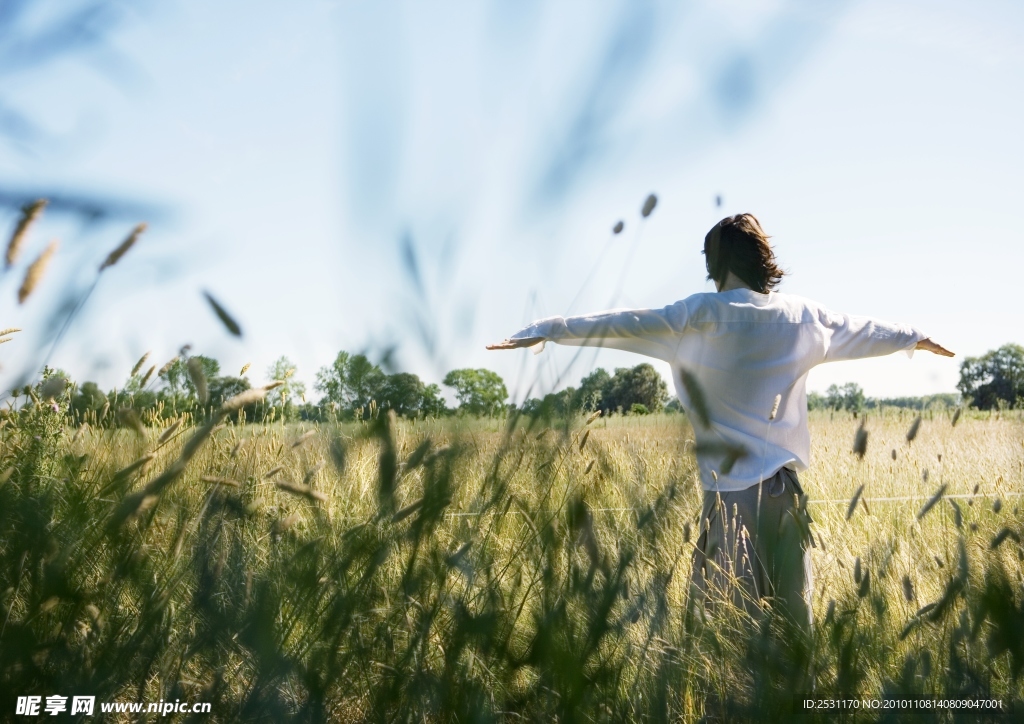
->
[[690, 467, 814, 632]]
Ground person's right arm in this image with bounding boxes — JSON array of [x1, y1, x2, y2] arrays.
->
[[487, 301, 690, 362]]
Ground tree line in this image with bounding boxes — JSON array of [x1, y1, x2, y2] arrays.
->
[[45, 351, 673, 427], [13, 342, 1023, 428], [810, 343, 1024, 413], [807, 383, 960, 414]]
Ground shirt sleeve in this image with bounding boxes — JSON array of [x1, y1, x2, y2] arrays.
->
[[510, 300, 690, 362], [817, 307, 927, 363]]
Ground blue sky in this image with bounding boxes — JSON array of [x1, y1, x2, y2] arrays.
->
[[1, 0, 1021, 404]]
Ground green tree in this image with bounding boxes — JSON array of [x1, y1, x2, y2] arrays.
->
[[314, 351, 349, 406], [160, 358, 187, 394], [345, 355, 387, 411], [209, 376, 252, 420], [443, 368, 508, 417], [267, 356, 306, 420], [297, 402, 327, 423], [825, 383, 865, 413], [160, 355, 220, 398], [70, 381, 107, 417], [314, 351, 387, 416], [958, 343, 1024, 410], [126, 389, 159, 417], [601, 364, 668, 415], [116, 365, 154, 408], [873, 393, 961, 410], [573, 368, 611, 412], [380, 372, 426, 417], [522, 387, 577, 420], [420, 383, 449, 418]]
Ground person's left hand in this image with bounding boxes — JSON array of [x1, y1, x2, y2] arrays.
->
[[915, 338, 955, 357], [486, 336, 544, 350]]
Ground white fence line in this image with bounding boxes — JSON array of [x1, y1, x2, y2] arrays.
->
[[441, 491, 1022, 517]]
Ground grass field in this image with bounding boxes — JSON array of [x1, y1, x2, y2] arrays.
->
[[2, 402, 1023, 721]]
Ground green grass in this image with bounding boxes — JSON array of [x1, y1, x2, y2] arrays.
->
[[2, 403, 1023, 721]]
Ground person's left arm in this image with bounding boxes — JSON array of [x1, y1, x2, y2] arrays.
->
[[487, 301, 690, 362], [818, 307, 953, 361]]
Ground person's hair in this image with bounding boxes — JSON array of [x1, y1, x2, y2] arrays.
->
[[703, 213, 785, 293]]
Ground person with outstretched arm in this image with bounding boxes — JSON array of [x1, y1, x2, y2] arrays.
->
[[487, 213, 954, 632]]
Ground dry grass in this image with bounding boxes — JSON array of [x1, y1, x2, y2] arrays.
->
[[2, 405, 1022, 721]]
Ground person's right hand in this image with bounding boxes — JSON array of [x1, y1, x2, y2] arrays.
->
[[915, 338, 954, 357], [486, 336, 544, 350]]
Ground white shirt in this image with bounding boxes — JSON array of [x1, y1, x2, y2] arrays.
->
[[511, 288, 927, 492]]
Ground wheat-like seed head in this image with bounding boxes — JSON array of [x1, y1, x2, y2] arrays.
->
[[906, 415, 922, 443], [113, 453, 156, 482], [99, 223, 147, 271], [203, 291, 242, 336], [157, 357, 179, 377], [5, 199, 47, 269], [157, 419, 182, 445], [187, 357, 208, 406], [641, 193, 658, 218], [117, 408, 146, 438], [71, 424, 88, 444], [902, 575, 915, 602], [679, 368, 710, 428], [853, 419, 868, 459], [200, 475, 241, 488], [273, 513, 301, 537], [303, 461, 325, 486], [219, 385, 278, 414], [139, 365, 156, 389], [275, 479, 328, 503], [131, 352, 151, 378], [17, 239, 59, 304], [916, 484, 948, 520], [845, 484, 864, 521]]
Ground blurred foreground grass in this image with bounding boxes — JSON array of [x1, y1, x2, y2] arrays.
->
[[2, 402, 1023, 721]]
